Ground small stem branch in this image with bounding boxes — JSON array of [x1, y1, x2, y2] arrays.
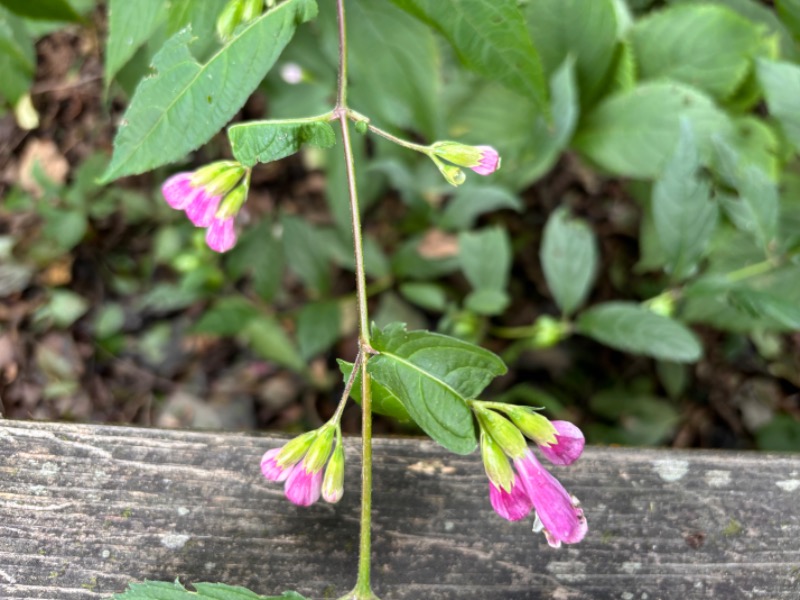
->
[[330, 349, 363, 425], [363, 121, 430, 154]]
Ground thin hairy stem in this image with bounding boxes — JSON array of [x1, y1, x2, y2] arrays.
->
[[330, 349, 363, 425]]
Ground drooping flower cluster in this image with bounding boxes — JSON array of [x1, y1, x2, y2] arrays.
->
[[474, 404, 587, 548], [261, 423, 345, 506], [428, 141, 501, 186], [161, 160, 250, 253]]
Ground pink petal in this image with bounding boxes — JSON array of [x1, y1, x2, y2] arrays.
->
[[162, 173, 197, 209], [514, 451, 587, 545], [539, 421, 585, 466], [471, 146, 500, 176], [261, 448, 291, 482], [284, 464, 323, 507], [205, 217, 237, 253], [489, 480, 533, 521], [185, 190, 221, 227]]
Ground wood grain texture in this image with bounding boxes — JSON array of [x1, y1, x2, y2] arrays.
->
[[0, 420, 798, 600]]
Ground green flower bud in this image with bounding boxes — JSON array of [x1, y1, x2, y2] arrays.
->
[[480, 431, 515, 492], [191, 161, 242, 186], [303, 425, 335, 473], [322, 442, 345, 503], [199, 164, 246, 197], [276, 430, 317, 467], [530, 315, 570, 348], [241, 0, 263, 22], [438, 163, 466, 187], [216, 0, 244, 42], [474, 405, 527, 459], [355, 119, 369, 135], [217, 176, 249, 218], [644, 292, 676, 317], [505, 406, 557, 446]]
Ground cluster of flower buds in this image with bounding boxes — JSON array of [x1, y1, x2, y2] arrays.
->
[[216, 0, 265, 41], [260, 423, 345, 506], [161, 160, 250, 253], [473, 403, 587, 548], [428, 141, 501, 186]]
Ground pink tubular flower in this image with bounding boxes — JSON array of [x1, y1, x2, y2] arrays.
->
[[489, 480, 533, 521], [206, 216, 237, 253], [538, 421, 585, 466], [471, 146, 500, 175], [284, 463, 324, 507], [260, 447, 293, 482], [514, 450, 587, 548]]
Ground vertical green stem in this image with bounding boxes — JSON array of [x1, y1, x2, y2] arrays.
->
[[335, 0, 378, 598]]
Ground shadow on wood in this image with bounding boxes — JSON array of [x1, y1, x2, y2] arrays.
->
[[0, 420, 798, 599]]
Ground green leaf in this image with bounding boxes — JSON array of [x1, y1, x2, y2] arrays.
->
[[651, 120, 718, 280], [40, 289, 89, 328], [113, 580, 308, 600], [756, 58, 800, 155], [574, 82, 731, 179], [225, 219, 285, 302], [464, 289, 510, 316], [399, 282, 448, 312], [755, 414, 800, 452], [391, 0, 546, 111], [94, 303, 126, 339], [242, 316, 305, 373], [777, 0, 800, 38], [228, 118, 335, 168], [0, 0, 81, 21], [631, 3, 760, 100], [296, 300, 340, 360], [280, 214, 332, 297], [588, 391, 679, 446], [439, 185, 522, 231], [337, 359, 413, 423], [368, 323, 507, 454], [100, 0, 318, 182], [345, 0, 440, 138], [458, 226, 511, 294], [0, 9, 35, 103], [192, 297, 261, 335], [105, 0, 167, 87], [577, 302, 703, 362], [540, 207, 598, 316], [525, 0, 618, 107], [728, 289, 800, 330]]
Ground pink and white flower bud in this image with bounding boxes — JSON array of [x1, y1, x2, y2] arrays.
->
[[489, 480, 533, 522], [260, 447, 292, 482], [206, 216, 237, 253], [538, 421, 585, 466], [284, 463, 324, 507], [471, 146, 500, 176]]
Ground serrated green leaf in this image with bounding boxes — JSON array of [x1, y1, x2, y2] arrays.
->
[[242, 316, 305, 373], [541, 207, 598, 316], [458, 227, 511, 295], [0, 0, 81, 21], [105, 0, 167, 87], [391, 0, 546, 111], [756, 58, 800, 155], [652, 120, 718, 280], [631, 3, 760, 100], [113, 580, 308, 600], [338, 359, 413, 423], [439, 185, 521, 231], [228, 118, 335, 168], [368, 323, 507, 454], [297, 300, 340, 359], [192, 296, 260, 335], [525, 0, 618, 107], [577, 302, 703, 362], [100, 0, 318, 182], [574, 81, 731, 178]]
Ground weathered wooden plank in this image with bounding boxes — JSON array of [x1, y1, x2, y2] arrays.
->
[[0, 420, 798, 599]]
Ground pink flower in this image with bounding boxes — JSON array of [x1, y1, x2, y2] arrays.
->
[[538, 421, 585, 466], [471, 146, 500, 175], [162, 173, 199, 210], [260, 447, 293, 482], [206, 217, 237, 253], [284, 463, 324, 507], [489, 480, 533, 521], [514, 450, 587, 548]]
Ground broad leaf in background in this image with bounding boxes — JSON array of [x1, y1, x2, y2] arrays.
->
[[652, 120, 718, 280], [728, 289, 800, 330], [756, 58, 800, 154], [458, 227, 512, 315], [439, 185, 521, 231], [712, 139, 778, 252], [0, 0, 80, 22], [280, 215, 334, 297], [588, 389, 679, 446], [368, 323, 507, 454], [113, 581, 307, 600], [574, 82, 731, 178], [100, 0, 317, 182], [777, 0, 800, 37], [541, 207, 598, 316], [228, 118, 335, 167], [105, 0, 167, 87], [297, 300, 340, 360], [241, 316, 305, 374], [631, 3, 760, 100], [346, 0, 440, 139], [0, 8, 35, 103], [577, 302, 703, 362], [337, 359, 413, 423], [525, 0, 618, 107], [191, 297, 261, 335], [520, 57, 579, 185], [225, 219, 285, 303], [391, 0, 547, 112]]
